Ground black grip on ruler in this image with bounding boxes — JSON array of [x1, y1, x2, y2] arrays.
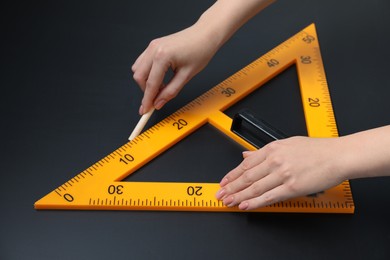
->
[[230, 109, 289, 149]]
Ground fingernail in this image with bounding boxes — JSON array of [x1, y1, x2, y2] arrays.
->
[[154, 99, 166, 110], [239, 201, 249, 210], [219, 177, 229, 187], [223, 196, 234, 207], [215, 189, 225, 200], [242, 151, 253, 158], [139, 105, 144, 115]]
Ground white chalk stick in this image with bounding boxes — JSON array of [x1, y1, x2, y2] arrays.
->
[[128, 108, 155, 141]]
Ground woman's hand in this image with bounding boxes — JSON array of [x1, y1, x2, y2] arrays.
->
[[132, 25, 219, 115], [216, 136, 347, 210], [132, 0, 276, 115]]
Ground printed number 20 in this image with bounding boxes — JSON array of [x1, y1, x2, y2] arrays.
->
[[308, 97, 320, 107], [187, 186, 202, 196], [173, 119, 188, 130]]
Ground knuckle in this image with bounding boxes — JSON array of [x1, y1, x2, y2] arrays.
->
[[133, 72, 145, 84], [223, 183, 233, 194], [241, 171, 254, 184], [154, 47, 167, 61], [263, 142, 284, 167], [148, 39, 170, 62], [267, 155, 283, 168], [284, 180, 299, 194], [161, 87, 178, 100], [241, 160, 250, 171], [148, 38, 160, 49], [178, 70, 192, 82], [263, 193, 277, 206], [145, 78, 158, 89], [279, 164, 292, 179], [250, 182, 264, 196], [265, 140, 282, 152]]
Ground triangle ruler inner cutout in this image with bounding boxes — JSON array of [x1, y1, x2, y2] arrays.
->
[[35, 24, 355, 213]]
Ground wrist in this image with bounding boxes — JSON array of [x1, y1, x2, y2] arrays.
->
[[194, 0, 276, 51], [193, 13, 229, 51]]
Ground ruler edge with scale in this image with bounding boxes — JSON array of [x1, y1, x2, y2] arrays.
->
[[34, 23, 355, 213]]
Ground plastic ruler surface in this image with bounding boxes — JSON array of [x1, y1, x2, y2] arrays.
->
[[35, 24, 355, 213]]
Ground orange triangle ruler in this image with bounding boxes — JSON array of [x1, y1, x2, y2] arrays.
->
[[35, 24, 355, 213]]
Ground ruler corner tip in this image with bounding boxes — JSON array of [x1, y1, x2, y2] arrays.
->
[[304, 23, 318, 33]]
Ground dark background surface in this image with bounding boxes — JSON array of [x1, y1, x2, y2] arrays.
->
[[2, 0, 390, 259]]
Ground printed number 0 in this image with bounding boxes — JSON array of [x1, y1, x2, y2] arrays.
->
[[63, 193, 74, 202]]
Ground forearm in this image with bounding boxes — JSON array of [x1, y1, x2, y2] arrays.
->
[[337, 125, 390, 180], [194, 0, 276, 50]]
